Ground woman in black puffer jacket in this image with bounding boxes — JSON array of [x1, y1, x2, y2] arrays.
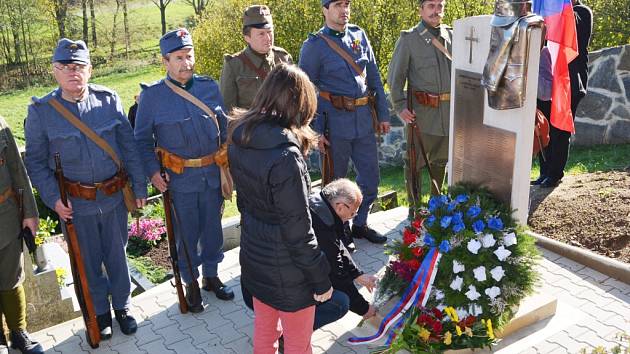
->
[[228, 64, 332, 354]]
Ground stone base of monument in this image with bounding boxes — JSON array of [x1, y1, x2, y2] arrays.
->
[[363, 293, 557, 353]]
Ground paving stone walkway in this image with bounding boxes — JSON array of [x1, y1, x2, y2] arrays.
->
[[29, 207, 630, 354]]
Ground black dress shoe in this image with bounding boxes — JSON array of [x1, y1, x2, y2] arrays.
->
[[9, 329, 44, 354], [96, 313, 113, 340], [1, 330, 9, 354], [530, 175, 547, 185], [202, 277, 235, 301], [114, 309, 138, 335], [540, 177, 560, 188], [352, 225, 387, 244], [185, 283, 204, 313]]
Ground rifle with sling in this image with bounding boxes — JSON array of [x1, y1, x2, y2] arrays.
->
[[321, 112, 334, 187], [407, 89, 442, 197], [54, 153, 100, 349], [406, 89, 420, 210], [158, 151, 201, 314]]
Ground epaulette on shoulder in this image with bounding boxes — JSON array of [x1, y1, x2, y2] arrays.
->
[[400, 28, 414, 36], [89, 83, 115, 95], [195, 74, 214, 81], [307, 32, 320, 41], [224, 50, 243, 61], [139, 79, 162, 92], [273, 46, 289, 55], [30, 91, 55, 105]]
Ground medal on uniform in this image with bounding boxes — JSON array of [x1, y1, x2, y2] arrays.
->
[[352, 38, 361, 54]]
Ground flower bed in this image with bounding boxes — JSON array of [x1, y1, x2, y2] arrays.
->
[[357, 183, 540, 353]]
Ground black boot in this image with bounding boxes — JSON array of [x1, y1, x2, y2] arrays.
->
[[9, 329, 44, 354], [352, 225, 387, 244], [202, 277, 235, 301], [186, 283, 204, 313], [1, 331, 8, 354], [530, 175, 546, 185], [114, 309, 138, 335], [96, 313, 113, 340]]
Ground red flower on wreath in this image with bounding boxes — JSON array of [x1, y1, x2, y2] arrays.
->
[[411, 247, 424, 258], [406, 259, 420, 271], [402, 228, 417, 246], [431, 307, 443, 320], [412, 218, 423, 230]]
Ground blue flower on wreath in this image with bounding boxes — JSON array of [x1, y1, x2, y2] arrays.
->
[[452, 222, 465, 233], [452, 212, 464, 225], [428, 196, 441, 212], [472, 219, 485, 234], [447, 201, 458, 213], [439, 240, 451, 253], [488, 216, 504, 231], [467, 205, 482, 219], [425, 215, 436, 227], [423, 234, 436, 247], [455, 194, 469, 204], [440, 215, 452, 229]]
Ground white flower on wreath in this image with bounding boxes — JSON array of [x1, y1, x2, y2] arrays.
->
[[450, 276, 464, 291], [473, 266, 487, 282], [434, 289, 445, 301], [467, 239, 482, 255], [503, 232, 518, 247], [469, 303, 483, 316], [456, 308, 469, 320], [437, 303, 447, 312], [494, 245, 512, 261], [485, 286, 501, 300], [466, 285, 481, 301], [453, 260, 466, 274], [481, 233, 496, 248], [490, 266, 506, 281]]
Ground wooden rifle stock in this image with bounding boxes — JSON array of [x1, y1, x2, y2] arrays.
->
[[158, 151, 188, 314], [54, 153, 100, 349], [321, 112, 334, 187], [406, 89, 420, 209]]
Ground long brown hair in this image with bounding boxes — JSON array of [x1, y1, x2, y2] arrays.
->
[[228, 63, 318, 155]]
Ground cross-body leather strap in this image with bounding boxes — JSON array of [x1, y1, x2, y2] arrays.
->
[[164, 79, 221, 146], [48, 98, 123, 169], [238, 52, 269, 80], [317, 33, 366, 80], [419, 28, 453, 62]]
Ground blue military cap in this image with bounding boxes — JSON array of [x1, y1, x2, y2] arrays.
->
[[52, 38, 90, 64], [159, 28, 194, 56], [321, 0, 348, 6]]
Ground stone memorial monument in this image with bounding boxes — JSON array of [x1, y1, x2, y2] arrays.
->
[[448, 13, 543, 224]]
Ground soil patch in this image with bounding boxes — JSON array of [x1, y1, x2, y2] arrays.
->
[[528, 170, 630, 264]]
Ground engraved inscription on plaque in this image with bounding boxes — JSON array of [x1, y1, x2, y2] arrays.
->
[[451, 70, 515, 205]]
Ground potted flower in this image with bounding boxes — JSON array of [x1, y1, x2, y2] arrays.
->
[[33, 216, 58, 273]]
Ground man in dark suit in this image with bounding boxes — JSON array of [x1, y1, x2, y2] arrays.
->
[[534, 0, 593, 188]]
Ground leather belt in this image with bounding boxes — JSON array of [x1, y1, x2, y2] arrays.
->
[[64, 170, 128, 200], [320, 91, 369, 112], [0, 187, 15, 205], [413, 90, 451, 108], [156, 147, 216, 175]]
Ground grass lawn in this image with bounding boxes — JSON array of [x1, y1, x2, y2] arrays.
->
[[1, 65, 165, 144]]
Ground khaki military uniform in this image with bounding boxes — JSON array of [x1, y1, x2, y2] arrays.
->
[[219, 46, 292, 112], [0, 116, 37, 290], [388, 22, 452, 200]]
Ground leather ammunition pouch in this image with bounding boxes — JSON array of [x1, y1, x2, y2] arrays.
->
[[64, 170, 128, 200], [413, 90, 451, 109], [320, 91, 369, 112]]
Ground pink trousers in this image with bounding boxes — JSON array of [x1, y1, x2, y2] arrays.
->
[[253, 297, 315, 354]]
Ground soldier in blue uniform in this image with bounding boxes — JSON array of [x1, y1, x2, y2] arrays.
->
[[299, 0, 390, 246], [24, 39, 147, 339], [134, 28, 234, 313]]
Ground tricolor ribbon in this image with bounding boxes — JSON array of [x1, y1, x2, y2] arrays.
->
[[348, 247, 442, 346]]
